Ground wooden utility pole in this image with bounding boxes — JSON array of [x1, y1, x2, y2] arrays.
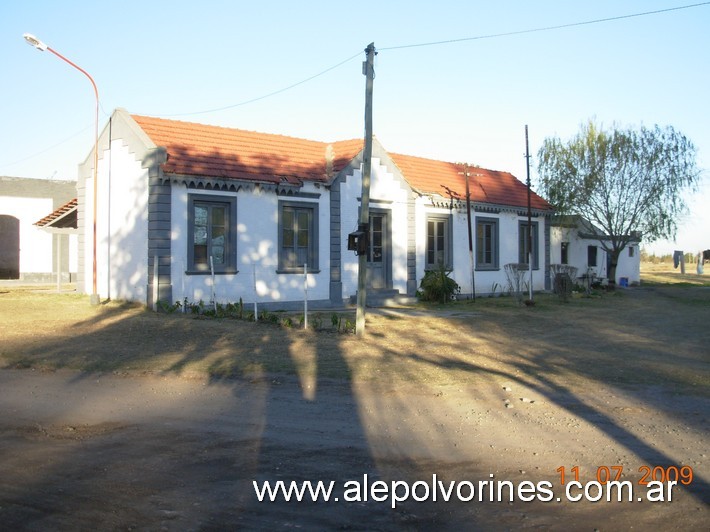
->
[[525, 125, 533, 302], [356, 42, 376, 337], [462, 163, 476, 301]]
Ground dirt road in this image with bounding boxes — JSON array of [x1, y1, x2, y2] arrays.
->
[[0, 367, 707, 530], [0, 285, 708, 530]]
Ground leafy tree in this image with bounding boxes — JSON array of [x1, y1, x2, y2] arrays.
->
[[537, 119, 700, 286]]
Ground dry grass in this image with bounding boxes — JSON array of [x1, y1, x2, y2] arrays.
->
[[1, 281, 708, 398], [640, 261, 710, 286]]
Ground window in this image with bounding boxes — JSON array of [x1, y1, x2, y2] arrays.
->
[[369, 213, 384, 263], [628, 246, 635, 257], [426, 215, 452, 269], [187, 195, 237, 273], [278, 201, 319, 272], [588, 245, 598, 267], [561, 242, 569, 265], [476, 217, 499, 270], [518, 221, 539, 269]]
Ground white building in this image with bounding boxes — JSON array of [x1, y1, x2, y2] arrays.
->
[[551, 216, 641, 287], [76, 109, 555, 307], [0, 176, 77, 283]]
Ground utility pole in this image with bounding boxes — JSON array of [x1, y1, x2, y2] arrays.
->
[[461, 163, 476, 301], [356, 42, 376, 337], [525, 125, 533, 302]]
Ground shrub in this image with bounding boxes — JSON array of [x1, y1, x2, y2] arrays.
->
[[419, 264, 460, 304]]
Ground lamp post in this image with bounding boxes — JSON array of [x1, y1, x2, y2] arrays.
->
[[23, 33, 100, 305]]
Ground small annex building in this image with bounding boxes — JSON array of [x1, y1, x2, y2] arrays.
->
[[0, 176, 77, 283], [550, 215, 641, 287]]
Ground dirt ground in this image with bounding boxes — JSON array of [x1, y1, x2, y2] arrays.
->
[[0, 274, 708, 530]]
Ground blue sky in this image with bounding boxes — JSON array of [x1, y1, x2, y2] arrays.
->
[[2, 1, 708, 255]]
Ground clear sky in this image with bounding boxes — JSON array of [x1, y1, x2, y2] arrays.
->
[[2, 1, 708, 255]]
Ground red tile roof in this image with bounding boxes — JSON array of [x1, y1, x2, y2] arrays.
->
[[131, 115, 552, 211], [132, 115, 362, 185], [388, 152, 552, 211], [34, 198, 77, 228]]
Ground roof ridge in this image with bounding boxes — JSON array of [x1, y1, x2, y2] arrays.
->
[[388, 151, 514, 176], [131, 114, 359, 147]]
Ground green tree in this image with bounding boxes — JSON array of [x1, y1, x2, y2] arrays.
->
[[537, 119, 700, 286]]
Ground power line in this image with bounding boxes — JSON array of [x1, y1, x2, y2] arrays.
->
[[161, 2, 709, 118], [380, 2, 710, 51], [157, 50, 364, 118], [10, 3, 707, 169], [0, 123, 93, 171]]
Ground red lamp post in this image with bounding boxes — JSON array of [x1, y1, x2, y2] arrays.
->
[[23, 33, 100, 305]]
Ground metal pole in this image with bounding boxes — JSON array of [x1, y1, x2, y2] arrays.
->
[[356, 43, 376, 337], [23, 34, 101, 305], [525, 125, 533, 301], [464, 164, 476, 301], [46, 47, 100, 304]]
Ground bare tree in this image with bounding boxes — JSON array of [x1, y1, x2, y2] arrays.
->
[[504, 263, 528, 304], [538, 119, 700, 286]]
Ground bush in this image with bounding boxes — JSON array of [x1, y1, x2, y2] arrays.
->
[[419, 265, 460, 304]]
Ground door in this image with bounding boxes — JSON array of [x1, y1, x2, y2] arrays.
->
[[0, 215, 20, 279], [367, 211, 390, 290]]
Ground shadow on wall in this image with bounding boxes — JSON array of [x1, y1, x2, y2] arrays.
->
[[104, 144, 343, 307]]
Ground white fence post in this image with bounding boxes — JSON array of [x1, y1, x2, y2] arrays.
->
[[209, 256, 217, 313], [304, 263, 308, 329], [152, 257, 159, 312], [253, 264, 258, 321]]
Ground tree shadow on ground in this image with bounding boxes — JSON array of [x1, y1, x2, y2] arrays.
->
[[0, 295, 438, 529], [0, 287, 708, 529], [355, 287, 709, 525]]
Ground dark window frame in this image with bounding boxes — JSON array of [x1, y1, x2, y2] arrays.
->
[[475, 216, 499, 270], [187, 194, 238, 274], [277, 200, 320, 273], [425, 213, 453, 270], [518, 220, 540, 270]]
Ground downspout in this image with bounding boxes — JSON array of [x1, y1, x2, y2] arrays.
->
[[107, 116, 113, 301]]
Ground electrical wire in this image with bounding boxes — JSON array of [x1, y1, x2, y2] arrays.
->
[[157, 50, 364, 118], [9, 2, 708, 168], [0, 123, 93, 171], [379, 2, 710, 51], [161, 2, 710, 118]]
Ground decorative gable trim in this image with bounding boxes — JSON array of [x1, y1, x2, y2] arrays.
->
[[162, 174, 302, 196], [427, 193, 553, 217]]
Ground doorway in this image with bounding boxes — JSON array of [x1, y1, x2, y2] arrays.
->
[[366, 210, 391, 290]]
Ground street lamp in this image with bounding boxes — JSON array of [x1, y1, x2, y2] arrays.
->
[[23, 33, 101, 305]]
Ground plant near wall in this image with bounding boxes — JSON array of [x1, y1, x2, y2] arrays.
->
[[419, 263, 460, 304]]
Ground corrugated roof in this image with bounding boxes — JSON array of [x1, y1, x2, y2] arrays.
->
[[131, 114, 552, 211]]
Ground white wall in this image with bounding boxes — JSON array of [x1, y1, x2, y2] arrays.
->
[[613, 244, 641, 285], [0, 196, 53, 274], [338, 158, 411, 299], [425, 207, 547, 296], [87, 138, 149, 301], [550, 226, 640, 285], [339, 160, 550, 298], [170, 181, 331, 306]]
